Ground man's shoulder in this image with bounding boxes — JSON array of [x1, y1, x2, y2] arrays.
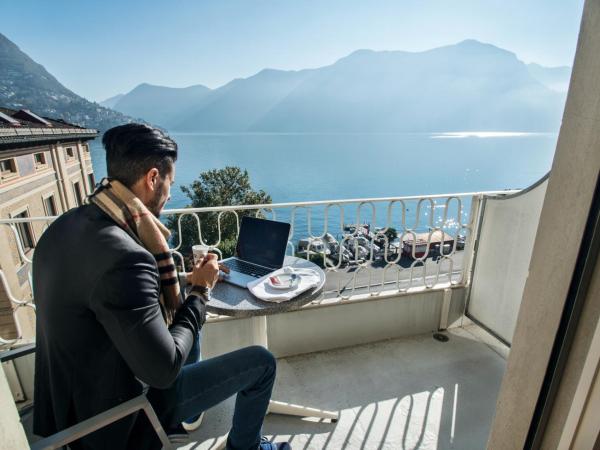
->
[[38, 204, 154, 264], [46, 204, 109, 232]]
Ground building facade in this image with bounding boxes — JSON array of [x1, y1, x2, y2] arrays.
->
[[0, 107, 98, 345]]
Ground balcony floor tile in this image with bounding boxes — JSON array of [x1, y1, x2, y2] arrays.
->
[[183, 326, 506, 449]]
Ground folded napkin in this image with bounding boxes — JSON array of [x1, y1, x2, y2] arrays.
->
[[247, 267, 321, 303]]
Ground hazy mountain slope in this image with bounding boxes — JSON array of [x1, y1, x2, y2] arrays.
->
[[109, 83, 211, 128], [0, 32, 136, 131], [527, 63, 572, 92], [173, 69, 314, 131], [100, 93, 125, 109]]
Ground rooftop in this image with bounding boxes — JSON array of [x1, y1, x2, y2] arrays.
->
[[0, 106, 97, 150], [0, 107, 80, 129]]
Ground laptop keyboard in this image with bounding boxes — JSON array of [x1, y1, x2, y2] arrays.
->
[[223, 259, 273, 278]]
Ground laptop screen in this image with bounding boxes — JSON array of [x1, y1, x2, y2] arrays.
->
[[236, 216, 291, 269]]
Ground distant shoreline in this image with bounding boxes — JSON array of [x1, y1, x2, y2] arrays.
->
[[166, 131, 558, 137]]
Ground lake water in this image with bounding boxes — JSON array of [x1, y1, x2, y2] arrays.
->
[[89, 132, 557, 239]]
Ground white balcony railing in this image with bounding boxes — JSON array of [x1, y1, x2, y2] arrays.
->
[[0, 189, 516, 347]]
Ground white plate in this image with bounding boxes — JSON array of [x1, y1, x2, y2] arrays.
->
[[267, 273, 301, 290]]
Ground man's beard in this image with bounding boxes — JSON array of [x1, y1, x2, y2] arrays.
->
[[146, 181, 164, 218]]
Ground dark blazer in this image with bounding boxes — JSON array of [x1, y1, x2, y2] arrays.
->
[[32, 204, 206, 449]]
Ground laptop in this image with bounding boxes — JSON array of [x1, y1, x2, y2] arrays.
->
[[220, 216, 291, 288]]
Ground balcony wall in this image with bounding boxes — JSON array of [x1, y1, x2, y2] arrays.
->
[[467, 175, 548, 345], [202, 287, 466, 359]]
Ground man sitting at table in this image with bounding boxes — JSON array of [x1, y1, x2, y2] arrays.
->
[[32, 124, 290, 450]]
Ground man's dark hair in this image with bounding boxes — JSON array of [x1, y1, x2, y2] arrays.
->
[[102, 123, 178, 188]]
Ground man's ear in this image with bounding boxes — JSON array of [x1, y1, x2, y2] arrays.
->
[[146, 168, 160, 191]]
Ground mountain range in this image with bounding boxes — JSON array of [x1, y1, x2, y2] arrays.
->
[[103, 39, 570, 133], [0, 31, 570, 133], [0, 32, 137, 131]]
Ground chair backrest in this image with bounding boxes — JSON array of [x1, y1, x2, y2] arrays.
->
[[29, 393, 172, 450]]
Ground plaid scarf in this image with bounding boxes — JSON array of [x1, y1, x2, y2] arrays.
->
[[88, 178, 180, 325]]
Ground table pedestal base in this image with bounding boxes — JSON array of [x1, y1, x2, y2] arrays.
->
[[249, 317, 339, 422]]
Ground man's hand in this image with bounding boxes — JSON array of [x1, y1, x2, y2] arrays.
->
[[186, 256, 230, 286], [190, 253, 220, 289]]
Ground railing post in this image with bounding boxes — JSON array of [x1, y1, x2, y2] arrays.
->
[[461, 194, 484, 287], [439, 287, 453, 330]]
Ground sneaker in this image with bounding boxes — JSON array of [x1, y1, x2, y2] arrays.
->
[[182, 412, 204, 432], [259, 436, 291, 450], [167, 424, 191, 446]]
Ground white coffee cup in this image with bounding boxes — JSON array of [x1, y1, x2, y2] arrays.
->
[[192, 245, 211, 264]]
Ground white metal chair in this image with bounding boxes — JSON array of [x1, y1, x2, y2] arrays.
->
[[0, 344, 173, 450]]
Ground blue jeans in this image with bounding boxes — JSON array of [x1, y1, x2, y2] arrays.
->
[[147, 333, 276, 450]]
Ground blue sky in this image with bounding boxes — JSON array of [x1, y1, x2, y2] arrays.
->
[[1, 0, 585, 101]]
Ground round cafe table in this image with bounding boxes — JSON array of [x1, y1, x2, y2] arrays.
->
[[206, 256, 338, 422]]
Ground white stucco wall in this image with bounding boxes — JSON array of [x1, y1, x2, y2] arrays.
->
[[202, 287, 466, 359], [468, 178, 548, 344]]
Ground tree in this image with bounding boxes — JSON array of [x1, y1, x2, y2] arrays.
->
[[166, 167, 272, 262], [384, 227, 398, 243], [384, 227, 399, 254], [374, 227, 398, 253]]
